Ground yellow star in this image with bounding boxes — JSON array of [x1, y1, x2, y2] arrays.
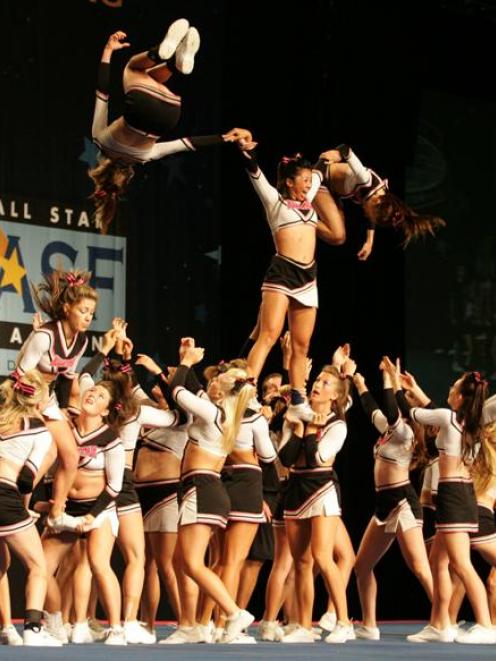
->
[[0, 249, 27, 294]]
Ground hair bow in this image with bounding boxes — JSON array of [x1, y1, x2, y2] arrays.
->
[[66, 273, 85, 288], [280, 153, 302, 166], [9, 370, 36, 397]]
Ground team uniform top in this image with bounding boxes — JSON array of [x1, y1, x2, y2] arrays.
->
[[0, 417, 52, 480], [233, 408, 277, 463], [241, 150, 326, 242], [17, 321, 87, 379], [331, 146, 388, 204], [140, 418, 191, 461], [70, 416, 125, 516], [278, 413, 348, 469]]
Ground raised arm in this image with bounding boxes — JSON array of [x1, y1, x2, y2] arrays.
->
[[92, 31, 130, 140], [252, 414, 277, 463], [353, 372, 388, 434]]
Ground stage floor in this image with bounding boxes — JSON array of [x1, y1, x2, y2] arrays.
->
[[2, 623, 494, 659]]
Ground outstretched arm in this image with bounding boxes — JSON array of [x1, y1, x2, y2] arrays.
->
[[92, 31, 130, 140]]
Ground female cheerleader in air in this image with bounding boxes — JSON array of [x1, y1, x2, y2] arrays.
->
[[236, 142, 337, 422], [89, 21, 252, 232], [313, 144, 446, 259], [16, 269, 97, 532]]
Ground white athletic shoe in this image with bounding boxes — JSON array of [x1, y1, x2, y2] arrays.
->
[[88, 618, 108, 641], [260, 620, 284, 642], [225, 633, 257, 644], [195, 621, 215, 643], [318, 611, 337, 632], [325, 621, 355, 644], [354, 624, 380, 640], [287, 401, 315, 422], [214, 627, 225, 643], [455, 624, 496, 644], [281, 625, 315, 643], [407, 624, 455, 643], [158, 18, 190, 61], [0, 625, 23, 645], [46, 512, 81, 533], [224, 610, 254, 643], [104, 625, 127, 645], [160, 627, 203, 644], [43, 611, 68, 644], [71, 621, 94, 644], [311, 627, 322, 640], [23, 627, 62, 647], [124, 620, 156, 644], [175, 27, 201, 74]]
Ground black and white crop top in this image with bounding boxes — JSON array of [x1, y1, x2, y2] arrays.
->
[[0, 417, 52, 476], [333, 145, 388, 204], [171, 365, 226, 458], [17, 321, 87, 379], [278, 413, 347, 469], [359, 389, 414, 468], [71, 418, 125, 516], [234, 408, 277, 463], [241, 150, 325, 239], [410, 407, 465, 458], [140, 415, 191, 460]]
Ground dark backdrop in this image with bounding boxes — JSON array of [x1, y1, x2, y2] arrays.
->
[[1, 0, 494, 622]]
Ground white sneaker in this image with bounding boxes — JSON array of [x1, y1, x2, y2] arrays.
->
[[175, 27, 200, 74], [455, 624, 496, 644], [214, 627, 225, 643], [318, 611, 337, 632], [159, 627, 202, 644], [287, 401, 315, 422], [195, 622, 215, 643], [43, 611, 68, 644], [224, 610, 254, 643], [355, 624, 380, 640], [311, 627, 322, 640], [46, 512, 81, 533], [23, 627, 62, 647], [407, 624, 455, 643], [158, 18, 190, 60], [124, 620, 156, 644], [281, 626, 315, 643], [88, 618, 107, 641], [104, 625, 127, 645], [71, 622, 94, 644], [225, 633, 257, 644], [325, 621, 355, 644], [260, 620, 284, 642], [0, 625, 23, 645]]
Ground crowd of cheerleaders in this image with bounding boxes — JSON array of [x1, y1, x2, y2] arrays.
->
[[1, 268, 496, 648]]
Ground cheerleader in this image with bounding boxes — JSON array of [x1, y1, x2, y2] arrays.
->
[[16, 269, 97, 531], [352, 361, 433, 641], [313, 144, 445, 259], [278, 360, 355, 644], [133, 352, 200, 644], [0, 370, 59, 645], [89, 24, 252, 232], [389, 363, 496, 644], [236, 143, 335, 423], [41, 377, 129, 645], [168, 342, 256, 643]]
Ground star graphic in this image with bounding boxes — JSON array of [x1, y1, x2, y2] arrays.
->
[[205, 246, 222, 265], [0, 248, 26, 293], [79, 137, 100, 169]]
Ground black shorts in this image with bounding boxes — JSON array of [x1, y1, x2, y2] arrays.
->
[[222, 465, 265, 523], [262, 254, 318, 308], [124, 88, 181, 138], [116, 468, 141, 517], [135, 479, 179, 534], [375, 482, 422, 523], [423, 505, 436, 543], [0, 480, 35, 537], [284, 468, 340, 520], [436, 479, 478, 534], [178, 470, 230, 529], [470, 505, 496, 546], [248, 491, 279, 562]]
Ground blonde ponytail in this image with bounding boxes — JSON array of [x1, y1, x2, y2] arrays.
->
[[218, 368, 256, 454]]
